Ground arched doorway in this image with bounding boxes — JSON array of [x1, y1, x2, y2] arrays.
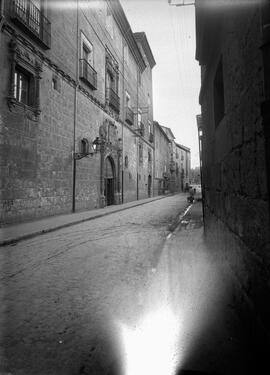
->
[[104, 156, 115, 206], [148, 175, 152, 197]]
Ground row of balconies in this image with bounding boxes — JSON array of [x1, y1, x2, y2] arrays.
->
[[9, 1, 154, 143]]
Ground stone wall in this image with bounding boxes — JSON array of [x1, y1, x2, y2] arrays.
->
[[198, 2, 270, 346], [0, 0, 155, 224]]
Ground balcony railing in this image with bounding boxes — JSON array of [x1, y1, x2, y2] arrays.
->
[[149, 132, 154, 143], [107, 88, 120, 113], [79, 59, 97, 90], [125, 107, 134, 125], [9, 0, 51, 49], [140, 122, 145, 137]]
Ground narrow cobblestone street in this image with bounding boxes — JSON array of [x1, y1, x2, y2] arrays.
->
[[0, 195, 254, 375]]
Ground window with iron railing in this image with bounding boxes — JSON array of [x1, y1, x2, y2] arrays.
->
[[9, 0, 51, 49], [107, 87, 120, 113], [140, 122, 145, 137], [79, 59, 97, 90], [125, 107, 134, 125]]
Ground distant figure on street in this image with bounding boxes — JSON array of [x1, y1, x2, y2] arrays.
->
[[187, 186, 196, 203]]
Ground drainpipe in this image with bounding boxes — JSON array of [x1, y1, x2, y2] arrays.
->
[[136, 67, 139, 200], [122, 40, 125, 204], [72, 0, 79, 212]]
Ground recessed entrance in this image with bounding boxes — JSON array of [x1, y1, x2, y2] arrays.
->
[[148, 175, 152, 197], [104, 156, 115, 206]]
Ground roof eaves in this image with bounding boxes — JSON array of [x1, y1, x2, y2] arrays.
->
[[107, 0, 147, 72]]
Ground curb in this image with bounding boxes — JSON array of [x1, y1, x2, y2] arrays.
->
[[0, 195, 171, 247]]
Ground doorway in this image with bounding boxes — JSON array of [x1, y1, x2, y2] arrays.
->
[[104, 156, 115, 206], [148, 175, 152, 197]]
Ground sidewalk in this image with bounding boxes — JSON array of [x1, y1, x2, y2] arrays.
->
[[0, 194, 178, 247]]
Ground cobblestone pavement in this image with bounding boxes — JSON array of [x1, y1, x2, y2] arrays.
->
[[0, 195, 251, 375]]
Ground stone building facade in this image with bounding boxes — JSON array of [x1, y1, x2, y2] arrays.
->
[[153, 121, 171, 195], [153, 121, 190, 195], [195, 0, 270, 363], [175, 143, 190, 192], [0, 0, 155, 224]]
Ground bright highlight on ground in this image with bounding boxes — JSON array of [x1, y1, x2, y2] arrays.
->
[[120, 307, 181, 375]]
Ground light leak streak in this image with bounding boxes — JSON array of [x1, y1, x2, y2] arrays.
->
[[119, 307, 181, 375], [197, 0, 267, 8], [46, 1, 103, 10]]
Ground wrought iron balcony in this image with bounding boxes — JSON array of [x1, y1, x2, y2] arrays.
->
[[125, 107, 134, 125], [79, 59, 97, 90], [140, 122, 145, 137], [9, 0, 51, 49], [107, 88, 120, 113], [149, 132, 154, 143]]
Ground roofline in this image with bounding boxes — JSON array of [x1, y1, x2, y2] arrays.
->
[[176, 143, 191, 152], [153, 121, 171, 143], [134, 32, 156, 69], [160, 125, 175, 140], [107, 0, 147, 72]]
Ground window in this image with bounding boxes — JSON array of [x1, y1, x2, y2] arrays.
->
[[124, 44, 129, 65], [214, 57, 225, 128], [14, 67, 30, 105], [148, 121, 151, 134], [148, 151, 152, 163], [81, 32, 93, 66], [9, 0, 51, 49], [125, 91, 131, 108], [52, 74, 61, 92], [138, 108, 142, 126], [80, 138, 89, 154], [79, 32, 97, 90], [106, 5, 114, 39], [139, 143, 143, 164], [52, 77, 57, 90], [138, 70, 142, 85], [125, 155, 128, 168]]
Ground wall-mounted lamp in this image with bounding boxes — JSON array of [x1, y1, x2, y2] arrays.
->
[[73, 137, 102, 160]]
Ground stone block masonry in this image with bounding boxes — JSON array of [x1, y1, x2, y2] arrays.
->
[[196, 0, 270, 352], [0, 0, 156, 224]]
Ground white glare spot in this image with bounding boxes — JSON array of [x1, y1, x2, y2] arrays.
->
[[120, 307, 181, 375]]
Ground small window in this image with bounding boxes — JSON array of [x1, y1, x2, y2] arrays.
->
[[81, 32, 93, 66], [125, 155, 128, 168], [214, 57, 225, 128], [125, 91, 130, 108], [52, 77, 57, 90], [52, 75, 60, 92], [139, 143, 143, 164], [80, 138, 89, 154], [138, 108, 142, 126], [106, 5, 114, 38], [138, 70, 142, 85], [148, 121, 151, 134], [124, 44, 129, 65], [14, 67, 30, 105], [148, 151, 152, 162]]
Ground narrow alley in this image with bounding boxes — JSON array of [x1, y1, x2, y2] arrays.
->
[[0, 194, 258, 375]]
